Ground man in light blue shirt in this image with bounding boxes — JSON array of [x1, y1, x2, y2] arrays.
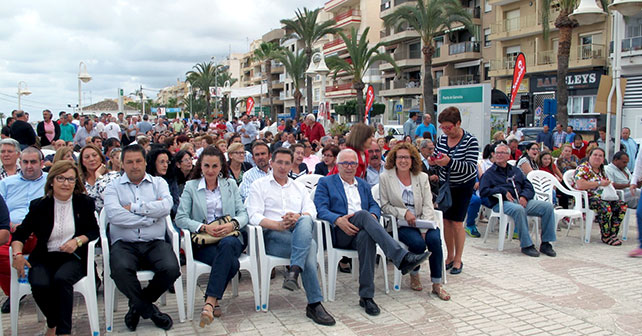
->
[[403, 112, 418, 140], [239, 142, 271, 201], [0, 147, 47, 226], [621, 127, 638, 172], [415, 114, 437, 141], [366, 141, 385, 186], [239, 115, 257, 151], [136, 114, 153, 135], [103, 144, 179, 331]]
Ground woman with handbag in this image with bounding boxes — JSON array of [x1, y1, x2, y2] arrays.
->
[[574, 147, 627, 246], [432, 107, 479, 275], [11, 160, 99, 336], [379, 143, 449, 299], [175, 146, 248, 327]]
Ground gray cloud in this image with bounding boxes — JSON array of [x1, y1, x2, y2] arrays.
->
[[0, 0, 325, 119]]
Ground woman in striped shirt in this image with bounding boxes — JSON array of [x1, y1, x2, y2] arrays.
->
[[430, 107, 479, 275]]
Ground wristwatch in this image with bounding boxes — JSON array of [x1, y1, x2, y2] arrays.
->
[[232, 219, 240, 231], [75, 237, 83, 247]]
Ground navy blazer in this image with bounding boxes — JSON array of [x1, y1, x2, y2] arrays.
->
[[314, 174, 380, 226]]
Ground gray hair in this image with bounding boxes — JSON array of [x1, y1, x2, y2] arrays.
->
[[419, 139, 433, 149], [337, 148, 358, 162], [320, 135, 332, 145], [494, 143, 510, 153], [0, 138, 20, 153], [305, 113, 316, 122]]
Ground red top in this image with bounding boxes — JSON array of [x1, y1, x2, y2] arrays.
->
[[329, 145, 369, 179], [572, 141, 588, 159], [302, 122, 326, 143], [510, 149, 522, 161], [539, 164, 557, 175]]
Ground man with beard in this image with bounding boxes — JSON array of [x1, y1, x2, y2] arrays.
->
[[239, 141, 271, 202]]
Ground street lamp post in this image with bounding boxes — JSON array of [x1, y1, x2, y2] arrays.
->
[[78, 61, 92, 115], [305, 51, 330, 128], [17, 81, 32, 110], [223, 80, 232, 121]]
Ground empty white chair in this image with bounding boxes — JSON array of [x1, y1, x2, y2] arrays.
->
[[182, 226, 261, 320], [562, 169, 596, 243], [99, 210, 185, 332], [9, 242, 100, 336], [527, 170, 585, 235]]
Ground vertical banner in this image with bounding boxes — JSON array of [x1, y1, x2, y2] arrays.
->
[[246, 97, 255, 115], [508, 52, 526, 114], [364, 85, 375, 125]]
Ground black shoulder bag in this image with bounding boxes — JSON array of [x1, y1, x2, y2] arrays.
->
[[436, 134, 466, 213]]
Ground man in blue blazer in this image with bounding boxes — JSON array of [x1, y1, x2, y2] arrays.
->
[[314, 149, 430, 316]]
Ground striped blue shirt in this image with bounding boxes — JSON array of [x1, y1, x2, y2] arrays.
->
[[435, 131, 479, 185], [239, 166, 271, 201]]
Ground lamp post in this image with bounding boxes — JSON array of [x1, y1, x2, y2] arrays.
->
[[223, 80, 232, 121], [17, 81, 32, 110], [78, 61, 92, 115], [305, 51, 330, 128]]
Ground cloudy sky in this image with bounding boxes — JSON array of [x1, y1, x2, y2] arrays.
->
[[0, 0, 325, 121]]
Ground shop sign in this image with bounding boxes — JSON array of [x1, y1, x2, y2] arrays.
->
[[530, 70, 602, 92]]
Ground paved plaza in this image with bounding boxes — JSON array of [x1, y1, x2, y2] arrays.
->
[[4, 221, 641, 336]]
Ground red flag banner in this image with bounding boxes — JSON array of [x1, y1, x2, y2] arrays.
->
[[246, 97, 255, 115], [508, 53, 526, 113], [364, 85, 375, 123]]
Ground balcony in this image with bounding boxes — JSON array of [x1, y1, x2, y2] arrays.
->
[[464, 6, 481, 19], [334, 9, 361, 29], [323, 38, 347, 54], [489, 12, 559, 41], [381, 28, 420, 44], [325, 82, 356, 98], [622, 36, 642, 55], [381, 49, 422, 70], [272, 80, 284, 89], [448, 41, 481, 62], [448, 74, 480, 86], [575, 44, 606, 67], [324, 0, 359, 12], [380, 79, 422, 97], [489, 54, 534, 77], [488, 0, 520, 5]]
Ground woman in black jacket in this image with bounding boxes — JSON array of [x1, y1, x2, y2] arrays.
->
[[11, 160, 99, 336], [146, 148, 180, 218]]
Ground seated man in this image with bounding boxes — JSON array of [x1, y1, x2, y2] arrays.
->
[[0, 146, 47, 312], [479, 144, 557, 257], [239, 141, 271, 201], [246, 148, 335, 326], [365, 140, 384, 187], [103, 144, 179, 331], [314, 149, 429, 316]]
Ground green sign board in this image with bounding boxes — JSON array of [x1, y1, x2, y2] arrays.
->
[[438, 86, 483, 104]]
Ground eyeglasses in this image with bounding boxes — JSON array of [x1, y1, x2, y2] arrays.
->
[[439, 124, 454, 131], [396, 155, 412, 160], [337, 161, 358, 168], [55, 176, 76, 184], [495, 151, 510, 155], [229, 151, 245, 155]]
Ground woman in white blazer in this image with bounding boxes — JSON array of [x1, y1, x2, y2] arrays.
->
[[379, 142, 449, 300]]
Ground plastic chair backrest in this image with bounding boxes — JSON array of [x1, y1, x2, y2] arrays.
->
[[296, 174, 323, 192], [371, 184, 381, 206], [527, 170, 556, 203], [563, 169, 577, 191]]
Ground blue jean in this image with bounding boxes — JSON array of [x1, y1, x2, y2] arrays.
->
[[193, 236, 243, 300], [397, 227, 443, 283], [493, 200, 557, 248], [636, 195, 642, 248], [466, 194, 481, 228], [263, 215, 323, 304]]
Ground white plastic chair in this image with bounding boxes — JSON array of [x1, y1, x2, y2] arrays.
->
[[254, 220, 328, 311], [527, 170, 585, 235], [389, 210, 447, 291], [9, 241, 101, 336], [562, 169, 597, 243], [615, 189, 636, 241], [99, 210, 186, 332], [482, 193, 540, 250], [181, 226, 261, 320], [296, 174, 324, 192]]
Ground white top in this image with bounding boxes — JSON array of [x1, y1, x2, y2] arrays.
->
[[246, 173, 317, 225], [397, 178, 415, 226], [48, 197, 75, 252], [341, 176, 362, 215], [631, 149, 642, 185], [198, 178, 223, 223], [104, 122, 121, 140]]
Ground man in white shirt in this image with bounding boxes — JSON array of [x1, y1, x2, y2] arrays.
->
[[314, 149, 429, 316], [246, 147, 335, 326], [509, 125, 524, 142], [104, 117, 122, 140]]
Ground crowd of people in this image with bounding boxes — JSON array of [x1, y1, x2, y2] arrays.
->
[[0, 105, 640, 334]]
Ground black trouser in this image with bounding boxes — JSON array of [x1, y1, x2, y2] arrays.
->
[[29, 252, 85, 334], [110, 240, 180, 318]]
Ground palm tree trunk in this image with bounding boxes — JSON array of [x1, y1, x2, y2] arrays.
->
[[422, 44, 435, 123], [206, 93, 211, 116], [266, 61, 276, 122], [294, 90, 302, 120], [354, 81, 366, 122], [556, 25, 573, 127], [305, 48, 313, 121]]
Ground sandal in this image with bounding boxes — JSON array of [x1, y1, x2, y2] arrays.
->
[[409, 274, 423, 291], [199, 303, 214, 328], [431, 286, 451, 301], [602, 236, 623, 246], [212, 304, 222, 317]]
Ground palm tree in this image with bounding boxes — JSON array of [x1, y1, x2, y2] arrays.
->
[[186, 62, 217, 116], [281, 7, 338, 119], [274, 49, 307, 119], [540, 0, 608, 126], [326, 27, 399, 117], [383, 0, 474, 122], [253, 42, 283, 121]]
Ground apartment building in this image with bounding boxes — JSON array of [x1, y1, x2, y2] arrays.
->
[[378, 0, 491, 123], [221, 53, 243, 88], [488, 0, 610, 129], [619, 11, 642, 137], [156, 79, 189, 106]]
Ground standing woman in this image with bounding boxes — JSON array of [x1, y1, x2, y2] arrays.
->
[[175, 147, 247, 327], [432, 107, 479, 275], [79, 144, 120, 212], [146, 148, 180, 218], [329, 123, 372, 179], [227, 143, 253, 186], [11, 160, 99, 336], [379, 143, 449, 299]]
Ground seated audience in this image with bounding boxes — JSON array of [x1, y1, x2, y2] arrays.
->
[[517, 142, 539, 176], [314, 145, 339, 176], [239, 142, 272, 201], [366, 140, 385, 186], [146, 148, 180, 218], [605, 151, 638, 208], [227, 143, 253, 186], [288, 143, 309, 179], [79, 145, 120, 212]]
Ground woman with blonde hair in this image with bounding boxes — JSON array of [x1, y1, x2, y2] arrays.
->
[[52, 147, 75, 164], [227, 143, 252, 186], [493, 131, 505, 143], [379, 142, 448, 299]]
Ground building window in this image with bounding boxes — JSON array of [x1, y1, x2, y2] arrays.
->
[[314, 88, 320, 102], [409, 42, 421, 59], [484, 63, 490, 80], [484, 28, 491, 47], [484, 0, 491, 12], [567, 95, 596, 115]]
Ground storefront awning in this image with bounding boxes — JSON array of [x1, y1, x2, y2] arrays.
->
[[454, 60, 481, 69]]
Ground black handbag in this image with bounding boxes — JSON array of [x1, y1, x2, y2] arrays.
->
[[436, 168, 452, 212]]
